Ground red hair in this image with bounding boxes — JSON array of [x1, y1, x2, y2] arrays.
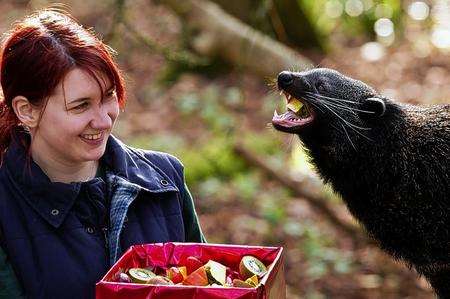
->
[[0, 9, 126, 161]]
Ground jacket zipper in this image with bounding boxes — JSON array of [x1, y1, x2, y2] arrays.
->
[[102, 226, 110, 267], [102, 227, 109, 249]]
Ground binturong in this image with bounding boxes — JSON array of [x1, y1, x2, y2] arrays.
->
[[271, 68, 450, 297]]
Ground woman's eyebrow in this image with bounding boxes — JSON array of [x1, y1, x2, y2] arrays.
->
[[68, 97, 90, 104]]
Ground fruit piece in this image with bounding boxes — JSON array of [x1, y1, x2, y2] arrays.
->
[[204, 260, 226, 286], [178, 266, 187, 279], [118, 272, 132, 283], [166, 266, 185, 284], [232, 279, 253, 288], [147, 275, 174, 285], [186, 256, 203, 275], [286, 98, 304, 113], [239, 256, 268, 280], [128, 268, 156, 284], [182, 266, 209, 286], [128, 268, 156, 283], [245, 275, 258, 287]]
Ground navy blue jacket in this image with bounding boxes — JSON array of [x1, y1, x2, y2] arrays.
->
[[0, 132, 205, 298]]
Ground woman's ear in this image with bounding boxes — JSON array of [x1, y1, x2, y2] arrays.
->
[[361, 97, 386, 118], [11, 96, 42, 128]]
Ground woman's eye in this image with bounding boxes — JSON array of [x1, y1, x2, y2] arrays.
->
[[106, 90, 116, 98], [102, 90, 117, 102], [73, 102, 89, 110]]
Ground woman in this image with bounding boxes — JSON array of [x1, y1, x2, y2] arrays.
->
[[0, 9, 205, 298]]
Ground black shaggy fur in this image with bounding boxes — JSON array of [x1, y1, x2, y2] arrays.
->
[[273, 68, 450, 297]]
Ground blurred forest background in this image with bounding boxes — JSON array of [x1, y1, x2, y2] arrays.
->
[[1, 0, 449, 298]]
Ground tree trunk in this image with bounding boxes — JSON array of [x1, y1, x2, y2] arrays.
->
[[156, 0, 313, 79]]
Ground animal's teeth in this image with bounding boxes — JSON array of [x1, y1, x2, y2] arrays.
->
[[287, 94, 291, 100], [279, 91, 283, 96], [273, 110, 279, 117]]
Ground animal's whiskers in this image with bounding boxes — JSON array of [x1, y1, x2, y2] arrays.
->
[[341, 123, 356, 151], [302, 94, 374, 144], [305, 91, 359, 105], [306, 92, 375, 114]]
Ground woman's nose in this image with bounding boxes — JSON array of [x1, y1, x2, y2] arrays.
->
[[277, 71, 293, 89], [90, 106, 112, 130]]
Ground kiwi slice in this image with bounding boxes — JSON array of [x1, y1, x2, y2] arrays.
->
[[239, 256, 268, 280], [128, 268, 156, 284]]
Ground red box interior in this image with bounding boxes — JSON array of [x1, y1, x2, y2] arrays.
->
[[96, 242, 285, 299]]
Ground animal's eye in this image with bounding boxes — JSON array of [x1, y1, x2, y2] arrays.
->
[[316, 82, 327, 93]]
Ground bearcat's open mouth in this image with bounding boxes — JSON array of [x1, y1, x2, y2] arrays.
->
[[272, 90, 315, 133]]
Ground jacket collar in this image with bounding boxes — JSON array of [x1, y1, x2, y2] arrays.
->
[[100, 135, 179, 194], [4, 131, 178, 228]]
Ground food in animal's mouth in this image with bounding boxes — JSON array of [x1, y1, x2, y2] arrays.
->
[[286, 98, 303, 113], [286, 97, 311, 118], [272, 92, 315, 132]]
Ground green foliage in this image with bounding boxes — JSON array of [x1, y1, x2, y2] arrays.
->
[[299, 0, 403, 47], [231, 172, 261, 203], [175, 85, 237, 134], [259, 192, 288, 225], [130, 133, 248, 185], [297, 221, 354, 279], [157, 57, 230, 86]]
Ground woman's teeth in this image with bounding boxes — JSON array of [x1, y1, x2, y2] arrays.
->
[[81, 133, 102, 140]]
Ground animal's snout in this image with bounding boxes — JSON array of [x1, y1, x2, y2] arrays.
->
[[277, 71, 293, 89]]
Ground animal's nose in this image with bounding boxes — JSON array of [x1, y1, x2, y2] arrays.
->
[[277, 71, 293, 89]]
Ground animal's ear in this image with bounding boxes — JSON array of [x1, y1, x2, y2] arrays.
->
[[361, 97, 386, 118]]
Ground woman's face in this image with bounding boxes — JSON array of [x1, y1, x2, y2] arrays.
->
[[31, 67, 120, 165]]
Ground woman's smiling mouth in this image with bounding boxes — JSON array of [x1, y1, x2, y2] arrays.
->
[[80, 132, 105, 145]]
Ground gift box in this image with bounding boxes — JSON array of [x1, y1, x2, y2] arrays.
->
[[96, 242, 285, 299]]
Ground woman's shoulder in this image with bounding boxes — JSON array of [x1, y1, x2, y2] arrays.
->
[[127, 147, 186, 188], [106, 136, 186, 186], [108, 135, 184, 171], [129, 146, 184, 171]]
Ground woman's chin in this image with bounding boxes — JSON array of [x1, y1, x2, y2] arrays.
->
[[81, 147, 106, 162]]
